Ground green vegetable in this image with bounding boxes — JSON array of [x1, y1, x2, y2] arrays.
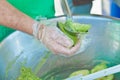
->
[[57, 22, 78, 46], [105, 75, 114, 80], [91, 62, 107, 73], [65, 20, 91, 33], [96, 75, 114, 80], [91, 62, 114, 80], [69, 70, 89, 77], [17, 66, 42, 80], [57, 20, 91, 45], [68, 62, 114, 80]]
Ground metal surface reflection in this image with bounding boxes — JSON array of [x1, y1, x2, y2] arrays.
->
[[0, 15, 120, 80]]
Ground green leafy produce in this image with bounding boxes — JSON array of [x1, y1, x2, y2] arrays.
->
[[91, 62, 114, 80], [17, 66, 42, 80], [91, 62, 107, 73], [95, 75, 114, 80], [57, 22, 78, 46], [68, 62, 114, 80], [105, 75, 114, 80], [69, 70, 89, 77], [57, 20, 91, 45], [65, 20, 91, 33]]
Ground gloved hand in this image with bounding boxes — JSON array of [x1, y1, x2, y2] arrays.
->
[[32, 19, 80, 56]]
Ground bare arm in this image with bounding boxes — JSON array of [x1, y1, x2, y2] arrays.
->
[[0, 0, 81, 56], [0, 0, 34, 34]]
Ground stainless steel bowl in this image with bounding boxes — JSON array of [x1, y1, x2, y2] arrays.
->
[[0, 15, 120, 80]]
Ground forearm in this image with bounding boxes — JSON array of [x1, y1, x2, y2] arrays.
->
[[0, 0, 34, 34]]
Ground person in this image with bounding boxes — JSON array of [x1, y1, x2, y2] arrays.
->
[[0, 0, 93, 56]]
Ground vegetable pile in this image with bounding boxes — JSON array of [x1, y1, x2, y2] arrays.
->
[[91, 62, 114, 80], [69, 62, 114, 80], [17, 66, 42, 80], [57, 20, 91, 45], [16, 62, 114, 80]]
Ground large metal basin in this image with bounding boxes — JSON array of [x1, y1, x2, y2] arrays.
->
[[0, 15, 120, 80]]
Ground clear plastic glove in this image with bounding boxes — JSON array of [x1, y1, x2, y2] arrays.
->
[[32, 19, 80, 56]]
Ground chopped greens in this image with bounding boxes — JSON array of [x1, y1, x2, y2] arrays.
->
[[68, 62, 114, 80], [17, 62, 114, 80], [91, 62, 114, 80], [65, 20, 91, 33], [91, 62, 107, 73], [69, 70, 89, 77], [57, 22, 78, 46], [57, 20, 91, 45], [17, 66, 42, 80]]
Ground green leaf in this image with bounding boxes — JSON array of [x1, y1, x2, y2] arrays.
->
[[57, 20, 91, 46], [57, 22, 78, 46]]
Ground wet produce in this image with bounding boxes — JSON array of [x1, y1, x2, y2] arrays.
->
[[69, 62, 114, 80], [91, 62, 114, 80], [69, 70, 89, 77], [57, 20, 91, 45], [17, 66, 42, 80]]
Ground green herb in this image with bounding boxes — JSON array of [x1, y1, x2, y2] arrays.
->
[[17, 66, 42, 80], [57, 20, 91, 45], [65, 20, 91, 33], [68, 62, 114, 80], [69, 70, 89, 77], [91, 62, 107, 73], [57, 22, 78, 46], [91, 62, 114, 80]]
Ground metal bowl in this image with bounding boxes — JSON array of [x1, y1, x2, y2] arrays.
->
[[0, 15, 120, 80]]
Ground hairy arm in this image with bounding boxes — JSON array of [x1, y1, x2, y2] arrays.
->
[[0, 0, 81, 55], [0, 0, 34, 34]]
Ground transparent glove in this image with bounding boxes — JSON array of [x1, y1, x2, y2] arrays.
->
[[32, 19, 80, 56]]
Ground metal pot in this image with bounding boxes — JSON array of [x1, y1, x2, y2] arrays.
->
[[0, 15, 120, 80]]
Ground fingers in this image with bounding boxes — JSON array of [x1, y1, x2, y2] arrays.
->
[[59, 41, 81, 56], [69, 41, 81, 55], [40, 26, 81, 56], [55, 34, 73, 48], [50, 29, 74, 48], [44, 38, 81, 56]]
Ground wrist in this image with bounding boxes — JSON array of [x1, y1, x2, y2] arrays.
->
[[32, 21, 45, 40], [16, 16, 34, 34]]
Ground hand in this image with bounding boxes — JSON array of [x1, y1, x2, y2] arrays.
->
[[32, 20, 80, 56]]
